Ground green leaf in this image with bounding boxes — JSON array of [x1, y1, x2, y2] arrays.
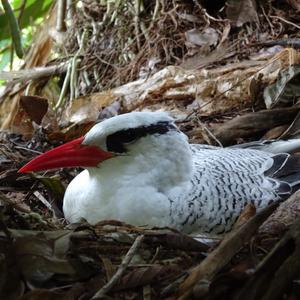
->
[[1, 0, 24, 58], [12, 0, 37, 8], [0, 38, 9, 48], [0, 0, 53, 41], [0, 48, 10, 70], [36, 175, 65, 200]]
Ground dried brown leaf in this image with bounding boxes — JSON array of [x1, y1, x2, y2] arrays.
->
[[14, 235, 75, 283], [263, 125, 289, 140], [20, 96, 48, 125], [0, 4, 56, 136]]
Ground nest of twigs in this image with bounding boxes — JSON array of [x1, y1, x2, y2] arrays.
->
[[63, 0, 206, 95], [62, 1, 300, 96]]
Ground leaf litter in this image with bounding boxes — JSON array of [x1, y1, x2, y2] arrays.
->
[[1, 1, 300, 299]]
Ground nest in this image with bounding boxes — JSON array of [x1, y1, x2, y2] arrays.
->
[[63, 0, 206, 95]]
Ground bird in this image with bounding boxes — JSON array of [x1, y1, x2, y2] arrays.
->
[[19, 111, 300, 235]]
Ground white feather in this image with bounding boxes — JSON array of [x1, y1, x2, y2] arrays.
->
[[63, 111, 300, 234]]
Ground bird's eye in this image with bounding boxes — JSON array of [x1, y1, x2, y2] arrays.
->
[[106, 121, 175, 153], [121, 130, 137, 143], [106, 129, 139, 153]]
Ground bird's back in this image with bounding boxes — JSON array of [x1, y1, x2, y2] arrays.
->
[[170, 145, 295, 235]]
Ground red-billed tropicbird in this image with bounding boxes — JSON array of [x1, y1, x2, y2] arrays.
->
[[19, 112, 300, 234]]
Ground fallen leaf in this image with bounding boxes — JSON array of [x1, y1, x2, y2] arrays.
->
[[263, 125, 289, 140], [14, 235, 76, 284], [20, 96, 48, 125]]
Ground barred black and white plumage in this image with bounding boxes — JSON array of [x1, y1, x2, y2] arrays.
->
[[20, 111, 300, 235], [170, 146, 298, 234]]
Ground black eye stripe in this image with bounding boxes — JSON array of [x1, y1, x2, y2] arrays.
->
[[106, 121, 177, 153]]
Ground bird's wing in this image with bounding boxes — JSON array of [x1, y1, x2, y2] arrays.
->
[[229, 139, 300, 154], [192, 139, 300, 154], [172, 145, 297, 235], [190, 144, 220, 151]]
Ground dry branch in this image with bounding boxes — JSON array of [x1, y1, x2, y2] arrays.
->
[[213, 106, 300, 145], [173, 202, 280, 300], [92, 234, 145, 299], [236, 214, 300, 300], [0, 62, 68, 82], [56, 0, 67, 32]]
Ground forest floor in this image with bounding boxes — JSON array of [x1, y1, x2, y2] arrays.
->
[[1, 1, 300, 299]]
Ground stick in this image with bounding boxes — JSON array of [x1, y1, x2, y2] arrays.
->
[[213, 107, 300, 145], [56, 0, 67, 32], [92, 234, 145, 299], [0, 62, 68, 81], [236, 215, 300, 300], [174, 202, 280, 300]]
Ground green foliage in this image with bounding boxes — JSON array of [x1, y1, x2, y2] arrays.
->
[[0, 0, 53, 71], [1, 0, 24, 58], [0, 45, 10, 70]]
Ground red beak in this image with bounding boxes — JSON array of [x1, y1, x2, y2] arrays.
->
[[18, 136, 114, 173]]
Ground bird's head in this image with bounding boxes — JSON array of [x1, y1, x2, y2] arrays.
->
[[19, 111, 184, 173]]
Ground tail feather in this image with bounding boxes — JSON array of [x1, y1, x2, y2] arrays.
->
[[265, 153, 300, 193], [280, 173, 300, 187], [231, 139, 300, 154]]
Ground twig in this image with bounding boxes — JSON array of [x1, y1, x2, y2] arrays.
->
[[174, 202, 280, 300], [69, 30, 86, 101], [270, 15, 300, 30], [0, 62, 68, 81], [152, 0, 160, 22], [0, 191, 31, 213], [17, 0, 27, 23], [56, 0, 67, 32], [70, 58, 80, 101], [55, 61, 72, 110], [260, 5, 274, 36], [14, 145, 42, 154], [133, 0, 141, 50], [92, 234, 145, 299], [236, 213, 300, 300], [66, 0, 75, 22], [196, 115, 223, 147]]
